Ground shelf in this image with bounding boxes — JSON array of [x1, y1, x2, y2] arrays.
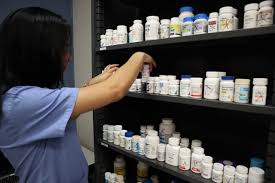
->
[[126, 92, 275, 116], [96, 26, 275, 52], [99, 139, 213, 183]]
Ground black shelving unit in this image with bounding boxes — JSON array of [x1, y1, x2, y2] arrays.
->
[[92, 0, 275, 182]]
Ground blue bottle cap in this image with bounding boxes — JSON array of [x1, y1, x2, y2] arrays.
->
[[125, 131, 134, 137], [180, 6, 194, 13], [222, 76, 235, 80], [181, 75, 192, 79], [250, 157, 264, 168], [183, 17, 194, 22], [195, 13, 208, 20]]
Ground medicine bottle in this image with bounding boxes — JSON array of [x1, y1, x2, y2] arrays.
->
[[191, 147, 205, 173], [148, 77, 155, 94], [258, 0, 274, 27], [157, 143, 166, 162], [169, 79, 180, 96], [235, 165, 248, 183], [159, 118, 175, 144], [244, 3, 259, 29], [100, 35, 106, 48], [145, 16, 160, 41], [219, 76, 235, 102], [190, 77, 203, 99], [142, 64, 150, 83], [145, 130, 159, 159], [136, 79, 142, 92], [248, 167, 265, 183], [154, 77, 160, 94], [219, 6, 234, 32], [233, 8, 239, 30], [191, 139, 202, 152], [117, 25, 128, 44], [178, 147, 191, 171], [180, 138, 190, 148], [180, 75, 192, 97], [212, 163, 224, 183], [201, 156, 213, 179], [132, 135, 140, 153], [103, 124, 108, 141], [234, 79, 251, 104], [128, 26, 133, 43], [208, 12, 219, 33], [223, 165, 236, 183], [105, 172, 111, 183], [132, 20, 144, 43], [204, 71, 220, 100], [160, 19, 170, 39], [114, 155, 126, 177], [125, 131, 134, 151], [112, 30, 118, 45], [105, 29, 113, 46], [110, 173, 116, 183], [107, 125, 114, 143], [137, 161, 149, 182], [252, 78, 268, 106], [114, 125, 122, 145], [119, 130, 127, 148], [138, 137, 146, 156], [170, 17, 182, 38], [160, 76, 169, 95], [182, 17, 194, 36], [179, 6, 195, 22], [194, 13, 208, 35], [165, 137, 180, 166]]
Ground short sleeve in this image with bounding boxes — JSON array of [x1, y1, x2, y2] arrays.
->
[[1, 86, 79, 147]]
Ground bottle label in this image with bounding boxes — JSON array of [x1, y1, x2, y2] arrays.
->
[[120, 136, 125, 147], [182, 24, 193, 36], [235, 86, 249, 103], [191, 84, 202, 98], [145, 24, 159, 40], [170, 24, 181, 36], [252, 88, 267, 105], [166, 150, 178, 165], [160, 25, 170, 39], [223, 175, 234, 183], [194, 21, 207, 34], [235, 176, 248, 183], [132, 30, 144, 42], [208, 20, 218, 33], [148, 82, 154, 94], [125, 139, 132, 150], [132, 140, 139, 152], [212, 172, 223, 182], [204, 83, 219, 99], [169, 85, 179, 96], [219, 16, 233, 31], [114, 166, 125, 176], [154, 82, 160, 94], [258, 9, 274, 26], [145, 143, 157, 158], [244, 14, 257, 28], [180, 84, 190, 97], [179, 157, 190, 170], [157, 151, 165, 161], [191, 158, 202, 173], [219, 86, 234, 102]]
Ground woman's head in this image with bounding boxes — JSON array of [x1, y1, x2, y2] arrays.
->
[[0, 7, 71, 90]]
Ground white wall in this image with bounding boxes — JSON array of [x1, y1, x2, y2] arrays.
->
[[73, 0, 94, 165]]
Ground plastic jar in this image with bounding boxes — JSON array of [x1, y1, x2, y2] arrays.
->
[[154, 77, 160, 94], [105, 29, 113, 46], [204, 71, 220, 100], [114, 155, 126, 177], [117, 25, 128, 44], [179, 147, 191, 171], [137, 161, 149, 182], [100, 35, 106, 48], [165, 137, 180, 166], [112, 30, 118, 45], [201, 156, 213, 179], [258, 0, 274, 27], [147, 77, 155, 94], [182, 17, 194, 36], [233, 8, 239, 30], [107, 125, 114, 143], [191, 147, 205, 173], [212, 163, 224, 183], [140, 125, 146, 137], [252, 78, 268, 106], [132, 135, 140, 153], [191, 139, 202, 152], [159, 76, 169, 95], [179, 6, 195, 22], [235, 165, 248, 183], [219, 76, 235, 102], [136, 79, 142, 92], [234, 79, 251, 104], [157, 143, 166, 162], [223, 165, 236, 183], [248, 167, 265, 183], [159, 118, 175, 144], [132, 20, 144, 43], [160, 19, 170, 39], [145, 130, 159, 159], [180, 138, 190, 148], [208, 12, 219, 33], [138, 137, 146, 156], [145, 16, 160, 41], [114, 125, 122, 145], [194, 13, 208, 35], [170, 17, 182, 38], [244, 3, 259, 29], [191, 77, 203, 99], [119, 130, 127, 147], [169, 79, 180, 96], [180, 75, 192, 97], [219, 6, 234, 32], [103, 124, 108, 141], [125, 131, 134, 150]]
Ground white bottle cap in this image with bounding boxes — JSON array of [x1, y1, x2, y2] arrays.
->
[[245, 3, 259, 11], [148, 130, 158, 136], [161, 19, 171, 24], [202, 156, 213, 164], [103, 124, 109, 130], [154, 77, 160, 81], [162, 118, 173, 124], [134, 20, 142, 24], [117, 25, 127, 32], [260, 0, 274, 8], [180, 138, 189, 147], [110, 173, 117, 181], [236, 165, 248, 174], [146, 125, 154, 130], [253, 78, 268, 85], [193, 147, 204, 154], [108, 125, 114, 131], [219, 72, 227, 78], [105, 172, 111, 179], [106, 29, 113, 32], [101, 35, 106, 39], [209, 12, 219, 18], [158, 143, 166, 152], [120, 130, 127, 136], [206, 71, 220, 78], [191, 77, 203, 83], [171, 17, 180, 22], [213, 163, 224, 171], [233, 8, 238, 15], [159, 75, 168, 80], [172, 132, 181, 138], [249, 167, 265, 180], [167, 75, 177, 80], [191, 139, 202, 147], [170, 79, 180, 85], [224, 165, 236, 176], [180, 147, 191, 156], [169, 137, 180, 146], [235, 79, 251, 85], [219, 6, 234, 14], [114, 125, 122, 131], [147, 16, 160, 21], [115, 175, 124, 182]]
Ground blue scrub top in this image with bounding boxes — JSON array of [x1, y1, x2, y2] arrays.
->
[[0, 86, 88, 183]]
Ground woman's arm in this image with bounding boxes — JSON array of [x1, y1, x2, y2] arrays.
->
[[71, 52, 156, 119]]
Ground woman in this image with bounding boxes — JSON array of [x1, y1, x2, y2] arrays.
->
[[0, 7, 156, 183]]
